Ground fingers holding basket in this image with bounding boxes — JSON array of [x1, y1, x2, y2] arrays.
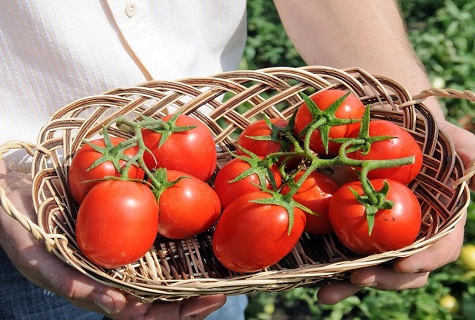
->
[[317, 209, 466, 305]]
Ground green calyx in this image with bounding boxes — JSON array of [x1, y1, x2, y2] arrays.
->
[[149, 168, 190, 200], [298, 91, 361, 154], [231, 146, 280, 191], [249, 189, 312, 236], [140, 113, 197, 148], [85, 128, 140, 178], [350, 179, 394, 236]]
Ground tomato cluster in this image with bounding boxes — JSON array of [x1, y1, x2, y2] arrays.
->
[[69, 114, 220, 269], [68, 89, 424, 273], [213, 89, 423, 272]]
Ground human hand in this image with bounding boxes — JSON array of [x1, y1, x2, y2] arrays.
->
[[317, 120, 475, 305], [0, 164, 226, 319]]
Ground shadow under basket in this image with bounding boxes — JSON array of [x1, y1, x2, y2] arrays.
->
[[1, 66, 473, 302]]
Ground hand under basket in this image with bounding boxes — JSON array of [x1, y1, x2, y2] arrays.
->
[[1, 66, 473, 302]]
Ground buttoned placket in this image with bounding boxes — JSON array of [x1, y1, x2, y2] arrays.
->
[[103, 0, 158, 80]]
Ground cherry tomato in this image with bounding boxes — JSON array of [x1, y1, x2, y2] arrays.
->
[[347, 120, 423, 185], [156, 170, 221, 239], [328, 179, 421, 255], [213, 156, 282, 208], [76, 180, 159, 269], [142, 114, 217, 181], [212, 191, 306, 273], [294, 89, 365, 156], [281, 170, 339, 235], [68, 136, 144, 204]]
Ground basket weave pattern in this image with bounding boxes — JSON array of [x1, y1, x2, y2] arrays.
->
[[1, 67, 473, 302]]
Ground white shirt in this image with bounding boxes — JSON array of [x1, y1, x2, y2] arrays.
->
[[0, 0, 247, 170]]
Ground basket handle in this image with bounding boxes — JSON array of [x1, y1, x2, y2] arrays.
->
[[0, 141, 58, 252], [400, 88, 475, 188], [398, 88, 475, 108]]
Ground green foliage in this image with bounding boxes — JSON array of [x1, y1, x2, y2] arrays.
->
[[401, 0, 475, 130], [243, 0, 475, 319]]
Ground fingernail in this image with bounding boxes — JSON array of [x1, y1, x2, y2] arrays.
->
[[363, 282, 379, 288], [406, 269, 422, 274], [95, 293, 114, 315]]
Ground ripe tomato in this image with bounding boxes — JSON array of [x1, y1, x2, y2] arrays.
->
[[280, 170, 339, 235], [156, 170, 221, 239], [213, 156, 282, 208], [294, 89, 365, 156], [142, 114, 217, 181], [328, 179, 421, 255], [236, 118, 289, 156], [212, 191, 306, 273], [68, 136, 144, 204], [76, 180, 159, 269], [347, 120, 423, 185]]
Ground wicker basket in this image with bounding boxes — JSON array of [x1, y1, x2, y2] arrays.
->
[[1, 66, 474, 302]]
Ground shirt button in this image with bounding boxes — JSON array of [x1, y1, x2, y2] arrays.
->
[[125, 1, 137, 17]]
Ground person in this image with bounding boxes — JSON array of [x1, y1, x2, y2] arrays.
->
[[0, 0, 473, 319]]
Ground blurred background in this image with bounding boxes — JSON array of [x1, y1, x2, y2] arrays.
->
[[241, 0, 475, 319]]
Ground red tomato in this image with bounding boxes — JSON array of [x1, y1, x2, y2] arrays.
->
[[76, 180, 159, 269], [212, 191, 306, 273], [213, 156, 282, 208], [347, 120, 423, 185], [68, 137, 144, 204], [156, 170, 221, 239], [142, 114, 217, 181], [281, 170, 339, 235], [294, 89, 365, 156], [328, 179, 421, 255], [236, 118, 289, 156]]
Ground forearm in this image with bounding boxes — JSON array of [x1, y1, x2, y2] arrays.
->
[[274, 0, 444, 120]]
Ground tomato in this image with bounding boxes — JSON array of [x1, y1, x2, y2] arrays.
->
[[236, 118, 300, 171], [439, 294, 460, 314], [294, 89, 365, 156], [142, 114, 217, 181], [76, 180, 159, 269], [212, 191, 306, 273], [156, 170, 221, 239], [458, 244, 475, 271], [213, 156, 282, 208], [236, 118, 289, 156], [347, 120, 423, 185], [281, 170, 339, 235], [328, 179, 421, 255], [68, 136, 144, 204]]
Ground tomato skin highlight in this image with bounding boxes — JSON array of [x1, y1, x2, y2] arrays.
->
[[76, 180, 159, 269], [294, 89, 365, 156], [142, 114, 217, 181], [68, 137, 144, 204], [281, 170, 339, 235], [213, 156, 282, 209], [212, 191, 306, 273], [157, 170, 221, 239], [347, 120, 423, 185], [329, 179, 421, 255]]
